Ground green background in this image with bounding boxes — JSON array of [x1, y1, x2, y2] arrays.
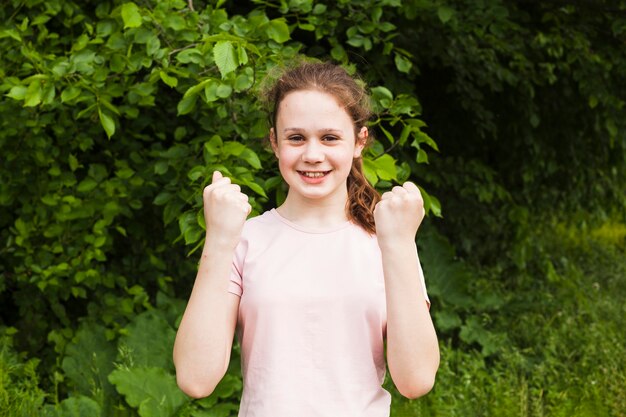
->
[[1, 0, 624, 416]]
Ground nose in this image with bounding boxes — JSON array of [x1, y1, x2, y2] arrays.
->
[[301, 139, 325, 163]]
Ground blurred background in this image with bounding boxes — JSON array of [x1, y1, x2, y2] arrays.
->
[[1, 1, 624, 416]]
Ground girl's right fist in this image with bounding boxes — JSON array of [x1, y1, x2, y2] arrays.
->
[[203, 171, 251, 247]]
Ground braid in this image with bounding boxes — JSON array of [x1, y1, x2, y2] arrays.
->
[[347, 159, 380, 234]]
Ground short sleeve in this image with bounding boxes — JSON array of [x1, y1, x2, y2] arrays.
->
[[228, 261, 242, 296], [227, 236, 247, 297]]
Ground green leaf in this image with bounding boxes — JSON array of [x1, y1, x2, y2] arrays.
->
[[121, 3, 143, 29], [204, 135, 223, 156], [213, 41, 238, 78], [146, 35, 161, 55], [188, 166, 206, 181], [116, 167, 135, 179], [210, 374, 243, 399], [420, 186, 442, 217], [159, 70, 178, 88], [108, 367, 187, 417], [394, 53, 412, 73], [177, 96, 197, 115], [417, 149, 429, 164], [330, 44, 347, 62], [61, 86, 81, 103], [437, 6, 454, 23], [98, 107, 115, 138], [234, 73, 252, 92], [266, 19, 290, 43], [154, 161, 169, 175], [153, 191, 172, 205], [0, 28, 21, 41], [184, 79, 213, 99], [77, 178, 98, 193], [216, 83, 233, 98], [61, 325, 117, 398], [24, 80, 42, 107], [372, 154, 397, 181], [68, 154, 79, 171], [240, 148, 262, 169], [242, 178, 267, 198], [43, 396, 101, 417], [371, 86, 393, 110], [237, 44, 248, 65], [119, 310, 176, 370], [362, 158, 379, 185], [411, 128, 439, 152], [6, 85, 27, 100], [204, 83, 219, 102], [164, 14, 186, 31]]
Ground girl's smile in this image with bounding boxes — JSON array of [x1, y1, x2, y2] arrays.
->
[[270, 89, 367, 204], [298, 170, 331, 183]]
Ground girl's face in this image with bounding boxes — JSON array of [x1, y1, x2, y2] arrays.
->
[[270, 89, 367, 205]]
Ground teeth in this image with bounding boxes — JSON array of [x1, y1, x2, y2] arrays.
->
[[302, 171, 326, 178]]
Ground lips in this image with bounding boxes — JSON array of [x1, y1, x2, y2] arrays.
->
[[298, 170, 330, 178], [297, 170, 332, 184]]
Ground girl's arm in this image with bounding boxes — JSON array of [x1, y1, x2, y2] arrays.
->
[[173, 172, 250, 398], [374, 182, 440, 399]]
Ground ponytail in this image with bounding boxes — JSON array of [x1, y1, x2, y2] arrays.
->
[[347, 158, 380, 234]]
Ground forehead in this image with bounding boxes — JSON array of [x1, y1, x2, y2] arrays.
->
[[276, 89, 354, 129]]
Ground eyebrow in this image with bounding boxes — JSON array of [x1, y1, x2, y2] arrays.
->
[[283, 127, 344, 134]]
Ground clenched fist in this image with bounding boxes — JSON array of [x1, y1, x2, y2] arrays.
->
[[203, 171, 251, 249], [373, 182, 425, 247]]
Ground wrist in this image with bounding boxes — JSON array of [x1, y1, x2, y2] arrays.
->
[[204, 233, 240, 253], [377, 236, 417, 253]]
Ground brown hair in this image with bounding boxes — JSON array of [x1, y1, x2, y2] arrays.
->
[[261, 61, 381, 234]]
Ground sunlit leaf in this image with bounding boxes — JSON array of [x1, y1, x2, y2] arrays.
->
[[98, 107, 115, 138], [213, 40, 238, 78], [121, 3, 142, 28], [266, 19, 290, 43]]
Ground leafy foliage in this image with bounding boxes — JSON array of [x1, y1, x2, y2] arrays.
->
[[109, 367, 187, 417], [43, 396, 101, 417], [0, 330, 46, 417], [1, 0, 624, 416]]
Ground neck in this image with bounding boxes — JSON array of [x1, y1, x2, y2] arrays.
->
[[277, 189, 349, 229]]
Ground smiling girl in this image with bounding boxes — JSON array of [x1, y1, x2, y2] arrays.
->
[[173, 61, 440, 416]]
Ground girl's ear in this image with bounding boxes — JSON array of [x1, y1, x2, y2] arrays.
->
[[354, 126, 368, 158], [270, 128, 279, 158]]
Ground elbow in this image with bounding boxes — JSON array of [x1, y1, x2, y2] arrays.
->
[[392, 361, 439, 400], [176, 374, 218, 399], [398, 371, 437, 400], [175, 366, 225, 399]]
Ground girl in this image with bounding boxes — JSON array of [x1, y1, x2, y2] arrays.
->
[[173, 61, 439, 416]]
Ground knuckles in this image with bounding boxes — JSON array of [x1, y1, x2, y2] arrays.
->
[[376, 193, 423, 210]]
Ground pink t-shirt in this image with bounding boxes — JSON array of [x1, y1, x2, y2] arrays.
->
[[228, 209, 429, 417]]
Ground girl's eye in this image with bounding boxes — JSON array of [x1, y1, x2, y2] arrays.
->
[[322, 135, 339, 141], [287, 135, 304, 142]]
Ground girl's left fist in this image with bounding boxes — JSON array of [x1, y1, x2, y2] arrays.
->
[[374, 182, 425, 245]]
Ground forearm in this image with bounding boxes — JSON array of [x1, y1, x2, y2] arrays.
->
[[173, 237, 239, 398], [381, 239, 440, 399]]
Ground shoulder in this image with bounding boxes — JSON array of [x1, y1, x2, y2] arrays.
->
[[238, 209, 290, 248], [241, 210, 280, 237], [348, 222, 379, 244]]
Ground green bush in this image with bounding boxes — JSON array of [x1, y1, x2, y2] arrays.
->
[[0, 329, 46, 417], [1, 1, 624, 416]]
